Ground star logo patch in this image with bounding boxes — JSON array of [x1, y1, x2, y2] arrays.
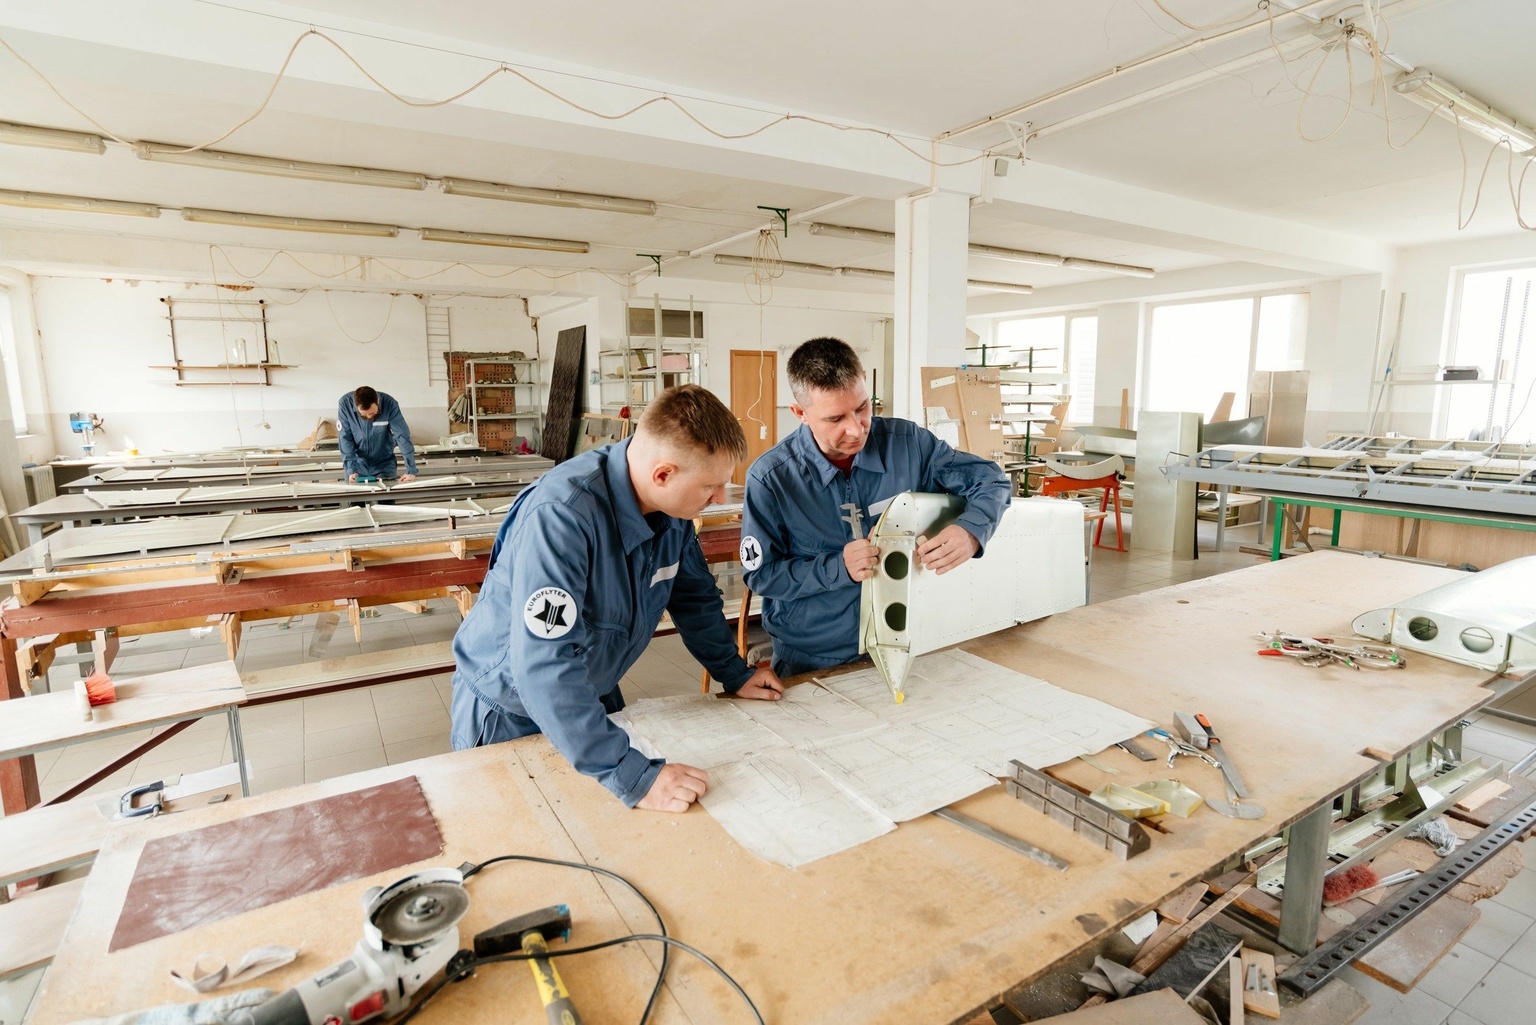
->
[[739, 535, 763, 572], [523, 587, 577, 639]]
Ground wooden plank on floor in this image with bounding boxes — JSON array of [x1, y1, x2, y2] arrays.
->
[[1158, 882, 1210, 924], [1229, 956, 1246, 1025], [1354, 890, 1480, 993], [1448, 772, 1536, 840], [1240, 948, 1281, 1019], [0, 877, 86, 981]]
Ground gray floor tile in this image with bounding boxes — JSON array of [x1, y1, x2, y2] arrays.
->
[[1460, 899, 1533, 960], [1417, 942, 1497, 1007], [1491, 867, 1536, 917], [1341, 965, 1454, 1025], [1457, 963, 1536, 1025]]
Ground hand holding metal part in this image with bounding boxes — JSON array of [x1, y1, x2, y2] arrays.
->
[[841, 502, 880, 582]]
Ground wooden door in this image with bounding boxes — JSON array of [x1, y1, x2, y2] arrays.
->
[[730, 349, 777, 485]]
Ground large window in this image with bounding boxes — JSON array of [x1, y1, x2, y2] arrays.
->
[[1442, 266, 1536, 442], [994, 313, 1097, 423], [1145, 292, 1308, 420], [0, 290, 25, 435]]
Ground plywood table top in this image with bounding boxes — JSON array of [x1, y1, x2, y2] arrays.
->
[[27, 553, 1497, 1025]]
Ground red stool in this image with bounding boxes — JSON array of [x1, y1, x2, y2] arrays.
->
[[1039, 472, 1126, 552]]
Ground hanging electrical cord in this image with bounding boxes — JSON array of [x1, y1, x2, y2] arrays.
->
[[0, 24, 984, 170], [1149, 0, 1274, 33]]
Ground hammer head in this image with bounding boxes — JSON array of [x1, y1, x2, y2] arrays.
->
[[473, 904, 572, 958]]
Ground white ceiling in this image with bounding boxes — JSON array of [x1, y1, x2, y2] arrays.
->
[[0, 0, 1531, 293]]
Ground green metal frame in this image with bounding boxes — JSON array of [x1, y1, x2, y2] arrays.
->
[[1268, 495, 1536, 560]]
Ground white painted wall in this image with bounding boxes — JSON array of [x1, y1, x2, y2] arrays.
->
[[25, 276, 534, 457]]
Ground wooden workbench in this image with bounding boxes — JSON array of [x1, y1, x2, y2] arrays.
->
[[25, 553, 1498, 1024]]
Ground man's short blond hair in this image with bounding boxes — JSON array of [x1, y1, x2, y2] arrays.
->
[[637, 384, 748, 461]]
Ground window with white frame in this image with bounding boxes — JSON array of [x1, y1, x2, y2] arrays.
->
[[1144, 291, 1308, 422], [0, 290, 25, 435], [1441, 266, 1536, 442], [994, 313, 1097, 423]]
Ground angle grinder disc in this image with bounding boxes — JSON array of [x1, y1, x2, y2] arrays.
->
[[372, 880, 470, 945]]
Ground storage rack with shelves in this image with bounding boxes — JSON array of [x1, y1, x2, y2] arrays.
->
[[599, 297, 704, 414], [464, 358, 541, 451]]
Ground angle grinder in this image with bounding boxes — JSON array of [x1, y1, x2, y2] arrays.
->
[[227, 867, 469, 1025]]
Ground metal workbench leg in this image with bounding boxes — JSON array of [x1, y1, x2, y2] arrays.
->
[[1216, 484, 1228, 550], [227, 706, 250, 797], [1271, 499, 1285, 560], [1278, 803, 1332, 954]]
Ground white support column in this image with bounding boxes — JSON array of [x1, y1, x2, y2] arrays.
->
[[892, 190, 971, 420]]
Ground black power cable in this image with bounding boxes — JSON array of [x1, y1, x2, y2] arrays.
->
[[387, 853, 763, 1025]]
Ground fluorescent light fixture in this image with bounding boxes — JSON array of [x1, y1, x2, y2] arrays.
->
[[968, 243, 1066, 267], [714, 254, 837, 276], [1393, 69, 1536, 153], [441, 177, 655, 216], [419, 227, 589, 253], [1062, 256, 1156, 278], [837, 266, 895, 280], [0, 189, 159, 217], [0, 120, 106, 155], [137, 143, 427, 190], [181, 208, 398, 237], [840, 266, 1033, 293], [968, 279, 1034, 294], [808, 222, 897, 243], [812, 222, 1154, 278]]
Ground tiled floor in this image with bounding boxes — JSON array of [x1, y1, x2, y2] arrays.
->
[[4, 519, 1535, 1023]]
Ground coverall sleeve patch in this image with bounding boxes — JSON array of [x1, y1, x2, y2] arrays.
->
[[739, 535, 764, 571], [524, 586, 578, 639]]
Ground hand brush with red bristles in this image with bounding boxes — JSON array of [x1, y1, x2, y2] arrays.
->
[[82, 670, 116, 705], [1322, 864, 1379, 906]]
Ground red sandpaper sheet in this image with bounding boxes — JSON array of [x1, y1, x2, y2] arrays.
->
[[109, 776, 443, 952]]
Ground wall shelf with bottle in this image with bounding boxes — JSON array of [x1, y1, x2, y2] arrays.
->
[[156, 296, 290, 385]]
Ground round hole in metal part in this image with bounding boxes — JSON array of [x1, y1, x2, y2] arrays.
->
[[884, 551, 909, 580], [885, 602, 907, 632], [1408, 616, 1438, 641], [1460, 626, 1495, 653]]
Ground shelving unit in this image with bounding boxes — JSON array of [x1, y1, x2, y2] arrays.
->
[[600, 296, 704, 414], [996, 348, 1070, 494], [465, 358, 541, 449], [156, 297, 289, 386]]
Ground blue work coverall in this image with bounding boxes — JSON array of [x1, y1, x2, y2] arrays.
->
[[449, 437, 755, 806], [337, 391, 417, 479], [741, 416, 1011, 678]]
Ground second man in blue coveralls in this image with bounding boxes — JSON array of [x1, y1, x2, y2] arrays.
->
[[741, 337, 1012, 680], [338, 385, 418, 483], [450, 385, 784, 813]]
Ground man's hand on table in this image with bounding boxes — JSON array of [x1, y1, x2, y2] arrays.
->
[[638, 763, 710, 813], [733, 665, 784, 701], [915, 524, 980, 575]]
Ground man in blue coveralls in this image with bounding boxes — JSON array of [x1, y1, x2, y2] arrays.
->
[[450, 385, 785, 812], [741, 337, 1012, 680], [338, 386, 418, 483]]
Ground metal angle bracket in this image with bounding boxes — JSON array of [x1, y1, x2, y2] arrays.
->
[[1280, 794, 1536, 996]]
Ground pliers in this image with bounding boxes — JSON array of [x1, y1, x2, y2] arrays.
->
[[1147, 728, 1220, 770]]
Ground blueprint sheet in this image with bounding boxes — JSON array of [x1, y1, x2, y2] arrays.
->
[[619, 651, 1148, 867]]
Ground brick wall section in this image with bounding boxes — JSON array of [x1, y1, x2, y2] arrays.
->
[[446, 350, 534, 454]]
